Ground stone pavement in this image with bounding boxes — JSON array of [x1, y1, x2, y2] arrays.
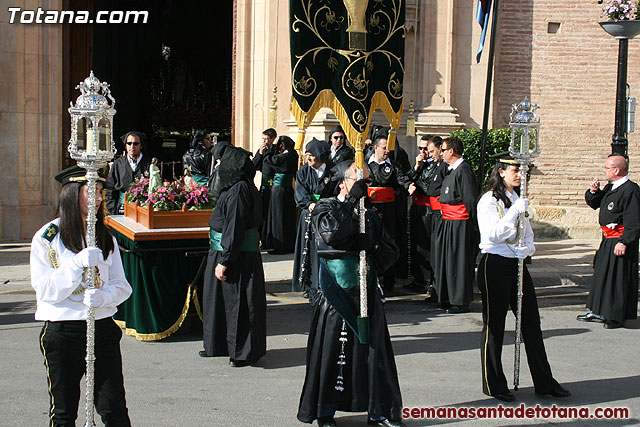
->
[[1, 238, 640, 426]]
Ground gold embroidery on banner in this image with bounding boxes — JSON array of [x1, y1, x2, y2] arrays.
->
[[291, 0, 406, 134]]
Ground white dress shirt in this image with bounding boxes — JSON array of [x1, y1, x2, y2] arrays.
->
[[30, 218, 132, 321], [477, 190, 535, 258], [127, 152, 144, 172]]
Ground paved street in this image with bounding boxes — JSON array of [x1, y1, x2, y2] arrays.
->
[[1, 238, 639, 426]]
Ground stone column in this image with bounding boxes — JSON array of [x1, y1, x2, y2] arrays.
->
[[0, 2, 63, 240]]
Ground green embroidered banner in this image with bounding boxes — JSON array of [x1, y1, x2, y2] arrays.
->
[[290, 0, 406, 156]]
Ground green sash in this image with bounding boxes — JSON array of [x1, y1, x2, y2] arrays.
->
[[261, 175, 274, 187], [325, 254, 371, 289], [209, 228, 260, 252], [273, 173, 294, 187], [311, 194, 321, 202]]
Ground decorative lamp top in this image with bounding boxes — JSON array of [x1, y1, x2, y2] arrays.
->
[[510, 97, 539, 124], [70, 70, 116, 111]]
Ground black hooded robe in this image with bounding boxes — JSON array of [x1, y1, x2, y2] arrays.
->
[[291, 162, 333, 291], [253, 145, 278, 249], [365, 158, 411, 288], [263, 140, 298, 252], [201, 149, 266, 362], [106, 155, 151, 214], [585, 180, 640, 322], [297, 196, 403, 424]]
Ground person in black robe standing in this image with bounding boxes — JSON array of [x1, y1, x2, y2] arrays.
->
[[106, 131, 151, 214], [424, 137, 448, 303], [578, 154, 640, 329], [297, 160, 404, 427], [477, 155, 570, 402], [253, 128, 278, 249], [366, 129, 411, 292], [436, 136, 478, 313], [263, 135, 298, 254], [292, 138, 333, 292], [199, 146, 266, 367], [328, 125, 355, 164], [406, 135, 440, 291]]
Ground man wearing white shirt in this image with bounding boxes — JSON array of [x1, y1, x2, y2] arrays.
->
[[579, 154, 640, 329], [106, 131, 151, 214]]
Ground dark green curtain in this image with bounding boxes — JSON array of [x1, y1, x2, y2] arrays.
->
[[112, 229, 207, 340]]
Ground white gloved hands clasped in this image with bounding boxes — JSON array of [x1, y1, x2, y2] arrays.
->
[[513, 246, 529, 259], [83, 288, 107, 308], [70, 247, 103, 270], [511, 197, 529, 215]]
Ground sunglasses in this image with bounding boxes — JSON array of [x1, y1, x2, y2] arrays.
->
[[126, 141, 140, 146], [418, 146, 429, 151], [332, 135, 345, 140]]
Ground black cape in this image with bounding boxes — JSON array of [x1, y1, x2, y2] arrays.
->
[[366, 158, 411, 281], [292, 162, 333, 291], [585, 180, 640, 322], [297, 196, 403, 424], [263, 148, 298, 252], [435, 161, 478, 306], [253, 145, 278, 248], [202, 179, 266, 362]]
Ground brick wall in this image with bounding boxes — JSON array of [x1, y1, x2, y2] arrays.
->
[[492, 1, 640, 236]]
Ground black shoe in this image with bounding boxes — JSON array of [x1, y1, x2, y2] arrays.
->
[[604, 320, 625, 329], [229, 358, 249, 367], [446, 305, 470, 314], [367, 419, 406, 427], [576, 313, 605, 323], [317, 416, 336, 427], [536, 385, 571, 398], [198, 350, 212, 357], [492, 391, 516, 402]]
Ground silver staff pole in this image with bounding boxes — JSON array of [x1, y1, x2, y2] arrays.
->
[[68, 72, 117, 426], [355, 144, 369, 344], [508, 98, 541, 391]]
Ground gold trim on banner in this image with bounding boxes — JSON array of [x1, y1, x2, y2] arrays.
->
[[290, 89, 403, 153], [114, 284, 197, 341]]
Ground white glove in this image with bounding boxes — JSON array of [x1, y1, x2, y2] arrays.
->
[[513, 246, 529, 259], [511, 197, 529, 215], [70, 247, 103, 270], [83, 288, 107, 308]]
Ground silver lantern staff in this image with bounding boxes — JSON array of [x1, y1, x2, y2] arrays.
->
[[68, 71, 117, 427], [508, 98, 541, 391]]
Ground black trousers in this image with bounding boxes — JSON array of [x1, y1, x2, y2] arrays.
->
[[477, 253, 559, 396], [409, 204, 433, 285], [39, 318, 131, 427]]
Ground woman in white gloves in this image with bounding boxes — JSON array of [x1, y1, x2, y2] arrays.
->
[[476, 155, 570, 403], [30, 166, 132, 426]]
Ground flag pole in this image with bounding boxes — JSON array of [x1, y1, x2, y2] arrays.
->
[[478, 0, 500, 189]]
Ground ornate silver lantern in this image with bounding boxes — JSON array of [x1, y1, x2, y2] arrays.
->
[[508, 97, 541, 393], [68, 71, 116, 427]]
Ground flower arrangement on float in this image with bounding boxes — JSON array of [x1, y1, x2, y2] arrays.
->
[[123, 178, 215, 229]]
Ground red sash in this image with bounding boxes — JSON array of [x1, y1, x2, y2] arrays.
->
[[429, 196, 442, 211], [602, 224, 624, 238], [367, 187, 395, 203], [412, 193, 430, 206], [440, 202, 469, 220]]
